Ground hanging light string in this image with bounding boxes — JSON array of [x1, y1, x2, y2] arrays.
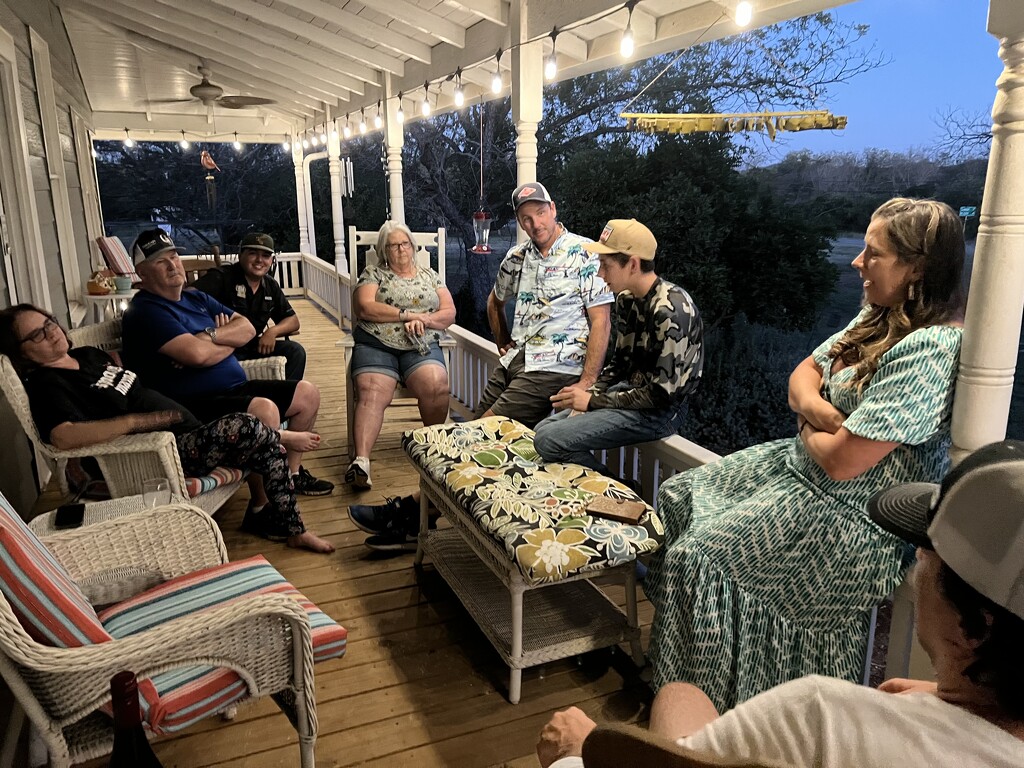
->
[[298, 1, 752, 139], [621, 9, 726, 114]]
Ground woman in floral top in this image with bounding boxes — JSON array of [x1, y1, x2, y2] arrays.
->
[[346, 221, 455, 491]]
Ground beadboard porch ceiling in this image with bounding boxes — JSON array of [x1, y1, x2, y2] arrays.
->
[[54, 0, 853, 143]]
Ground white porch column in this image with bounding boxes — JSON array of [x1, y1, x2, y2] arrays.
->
[[292, 138, 311, 254], [951, 0, 1024, 460], [383, 71, 406, 224], [511, 0, 544, 192], [327, 121, 347, 273]]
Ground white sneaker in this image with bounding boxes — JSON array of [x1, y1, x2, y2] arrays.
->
[[345, 456, 372, 489]]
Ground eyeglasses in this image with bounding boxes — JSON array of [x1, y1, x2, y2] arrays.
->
[[385, 241, 414, 253], [20, 318, 59, 345]]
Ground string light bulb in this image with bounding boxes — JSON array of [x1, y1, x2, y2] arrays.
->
[[491, 49, 503, 94], [310, 133, 319, 146], [123, 127, 134, 148], [620, 1, 637, 58], [374, 100, 383, 129], [233, 132, 242, 151], [453, 68, 465, 108], [735, 1, 753, 26], [282, 138, 291, 151], [319, 129, 327, 143], [343, 118, 352, 139], [397, 92, 405, 123], [179, 130, 189, 150], [359, 109, 367, 134], [545, 28, 559, 80], [421, 81, 432, 117], [302, 138, 309, 149]]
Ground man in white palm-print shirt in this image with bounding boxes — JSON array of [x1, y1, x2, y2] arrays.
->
[[477, 182, 613, 428]]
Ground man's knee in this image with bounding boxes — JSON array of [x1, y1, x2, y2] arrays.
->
[[291, 379, 320, 413], [533, 418, 570, 461], [248, 397, 282, 427]]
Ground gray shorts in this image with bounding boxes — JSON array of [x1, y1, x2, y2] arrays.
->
[[474, 349, 577, 429]]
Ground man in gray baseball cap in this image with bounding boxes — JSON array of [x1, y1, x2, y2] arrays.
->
[[538, 440, 1024, 768], [476, 181, 613, 428]]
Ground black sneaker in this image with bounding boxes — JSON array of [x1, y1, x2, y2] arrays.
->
[[292, 466, 334, 496], [240, 500, 289, 542], [349, 495, 418, 535], [365, 529, 418, 552]]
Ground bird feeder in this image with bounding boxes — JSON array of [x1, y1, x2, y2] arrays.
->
[[471, 210, 492, 254]]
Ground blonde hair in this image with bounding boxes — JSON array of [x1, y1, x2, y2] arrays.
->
[[830, 198, 966, 390]]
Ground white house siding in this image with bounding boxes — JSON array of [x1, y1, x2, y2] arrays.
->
[[0, 0, 91, 514]]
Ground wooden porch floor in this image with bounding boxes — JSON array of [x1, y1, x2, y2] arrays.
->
[[59, 299, 654, 768]]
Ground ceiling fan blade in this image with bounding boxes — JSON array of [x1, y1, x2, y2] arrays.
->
[[148, 98, 196, 105], [218, 95, 277, 109]]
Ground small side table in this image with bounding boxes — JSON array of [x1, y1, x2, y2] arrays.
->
[[82, 290, 137, 324]]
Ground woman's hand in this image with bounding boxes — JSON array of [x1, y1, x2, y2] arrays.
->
[[802, 399, 847, 434], [404, 318, 426, 337], [789, 355, 846, 433]]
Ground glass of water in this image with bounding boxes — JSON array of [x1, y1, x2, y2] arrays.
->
[[142, 478, 171, 509]]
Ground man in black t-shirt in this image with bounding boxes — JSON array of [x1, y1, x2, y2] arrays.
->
[[193, 232, 306, 380]]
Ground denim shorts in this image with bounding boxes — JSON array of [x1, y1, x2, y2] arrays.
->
[[350, 327, 445, 383]]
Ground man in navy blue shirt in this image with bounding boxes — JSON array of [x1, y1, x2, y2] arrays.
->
[[122, 228, 332, 496]]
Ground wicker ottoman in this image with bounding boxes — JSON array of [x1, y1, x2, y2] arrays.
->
[[403, 416, 664, 703]]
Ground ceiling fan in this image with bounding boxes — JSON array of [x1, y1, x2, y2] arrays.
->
[[153, 66, 276, 110]]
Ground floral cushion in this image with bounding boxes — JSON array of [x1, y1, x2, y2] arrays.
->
[[403, 416, 663, 586]]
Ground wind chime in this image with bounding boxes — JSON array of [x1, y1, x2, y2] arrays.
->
[[470, 104, 492, 254], [200, 149, 220, 210]]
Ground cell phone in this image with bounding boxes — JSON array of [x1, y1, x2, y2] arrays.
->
[[53, 502, 86, 529]]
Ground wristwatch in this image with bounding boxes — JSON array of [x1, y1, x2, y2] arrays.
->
[[204, 326, 218, 342]]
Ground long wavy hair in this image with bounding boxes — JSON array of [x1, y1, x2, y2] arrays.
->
[[0, 303, 72, 377], [830, 198, 966, 390]]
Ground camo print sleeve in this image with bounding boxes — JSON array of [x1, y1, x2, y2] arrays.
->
[[589, 279, 704, 411]]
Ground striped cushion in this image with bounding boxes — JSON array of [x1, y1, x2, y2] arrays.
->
[[183, 467, 244, 498], [0, 494, 110, 647], [0, 494, 162, 712], [98, 555, 348, 733], [96, 235, 140, 282]]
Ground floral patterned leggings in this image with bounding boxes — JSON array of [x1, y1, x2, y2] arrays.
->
[[176, 412, 303, 538]]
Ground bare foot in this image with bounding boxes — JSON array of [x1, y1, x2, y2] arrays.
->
[[287, 531, 335, 553], [280, 430, 321, 453]]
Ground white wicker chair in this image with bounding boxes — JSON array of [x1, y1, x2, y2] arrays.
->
[[0, 318, 286, 515], [0, 503, 322, 768], [338, 227, 455, 459]]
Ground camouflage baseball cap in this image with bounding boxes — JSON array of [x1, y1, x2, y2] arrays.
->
[[239, 232, 275, 253]]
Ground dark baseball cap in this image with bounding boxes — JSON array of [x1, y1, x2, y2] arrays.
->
[[131, 228, 178, 263], [240, 232, 275, 253]]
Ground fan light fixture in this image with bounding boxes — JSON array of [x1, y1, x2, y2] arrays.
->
[[545, 28, 559, 80], [491, 49, 503, 94], [123, 127, 134, 148]]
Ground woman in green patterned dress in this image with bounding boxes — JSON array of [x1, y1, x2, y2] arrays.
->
[[645, 198, 967, 710]]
